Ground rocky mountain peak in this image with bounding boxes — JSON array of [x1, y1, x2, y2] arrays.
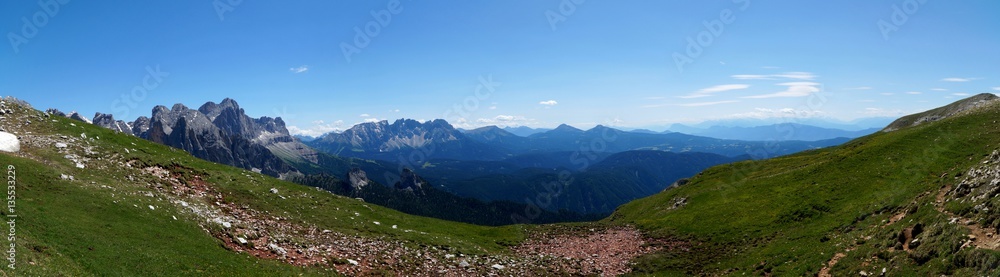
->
[[348, 168, 370, 190], [93, 112, 131, 134], [395, 168, 424, 194]]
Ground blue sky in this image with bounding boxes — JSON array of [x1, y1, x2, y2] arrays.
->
[[2, 1, 999, 136]]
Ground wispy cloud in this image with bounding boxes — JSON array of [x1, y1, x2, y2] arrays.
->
[[880, 92, 894, 96], [993, 87, 1000, 91], [287, 119, 345, 137], [761, 66, 780, 69], [680, 84, 750, 99], [359, 113, 370, 117], [905, 91, 922, 95], [289, 65, 309, 73], [859, 108, 903, 117], [952, 92, 970, 96], [742, 82, 821, 99], [539, 100, 558, 106], [930, 88, 948, 91], [731, 72, 816, 81], [845, 86, 872, 90], [678, 100, 739, 107], [727, 108, 825, 119], [942, 77, 979, 82]]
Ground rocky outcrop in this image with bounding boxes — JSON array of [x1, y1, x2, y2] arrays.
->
[[136, 101, 294, 177], [395, 168, 424, 194], [67, 111, 92, 124], [93, 112, 131, 134], [884, 93, 998, 132], [45, 108, 66, 117], [348, 168, 370, 190]]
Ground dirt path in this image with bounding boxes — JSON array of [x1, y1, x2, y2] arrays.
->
[[933, 185, 1000, 250], [818, 251, 849, 277]]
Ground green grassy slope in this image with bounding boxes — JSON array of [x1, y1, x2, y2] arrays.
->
[[611, 97, 1000, 275], [0, 102, 528, 276]]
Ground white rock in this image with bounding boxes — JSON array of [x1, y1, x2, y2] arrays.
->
[[148, 205, 155, 210], [80, 133, 87, 139], [373, 221, 380, 225], [268, 243, 287, 256], [0, 132, 19, 153], [237, 237, 248, 244], [347, 259, 359, 266], [172, 216, 177, 220], [180, 201, 189, 207], [492, 264, 505, 270], [459, 260, 470, 267], [392, 225, 397, 229], [222, 221, 232, 228], [269, 188, 278, 194], [75, 162, 85, 169], [444, 254, 455, 259], [55, 142, 68, 148]]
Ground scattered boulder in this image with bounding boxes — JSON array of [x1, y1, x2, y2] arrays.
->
[[0, 131, 20, 153], [492, 264, 505, 270], [55, 142, 67, 149], [269, 188, 278, 194]]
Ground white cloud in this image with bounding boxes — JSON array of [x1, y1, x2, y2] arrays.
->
[[727, 108, 825, 119], [731, 72, 816, 81], [859, 108, 903, 117], [678, 100, 739, 107], [880, 92, 894, 96], [392, 109, 400, 113], [466, 115, 535, 128], [359, 113, 370, 117], [742, 82, 821, 99], [942, 77, 979, 82], [731, 74, 773, 80], [905, 91, 922, 95], [857, 99, 876, 103], [993, 87, 1000, 91], [539, 100, 558, 106], [930, 88, 948, 91], [489, 105, 497, 110], [287, 119, 345, 137], [363, 118, 383, 123], [680, 84, 750, 99], [952, 92, 970, 96], [761, 66, 780, 69], [289, 65, 309, 73]]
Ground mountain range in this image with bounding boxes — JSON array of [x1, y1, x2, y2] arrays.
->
[[5, 93, 1000, 275]]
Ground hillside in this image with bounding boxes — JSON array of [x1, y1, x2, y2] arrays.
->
[[0, 98, 650, 276], [610, 94, 1000, 275]]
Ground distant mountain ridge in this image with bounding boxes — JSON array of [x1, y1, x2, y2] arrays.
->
[[668, 123, 880, 141]]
